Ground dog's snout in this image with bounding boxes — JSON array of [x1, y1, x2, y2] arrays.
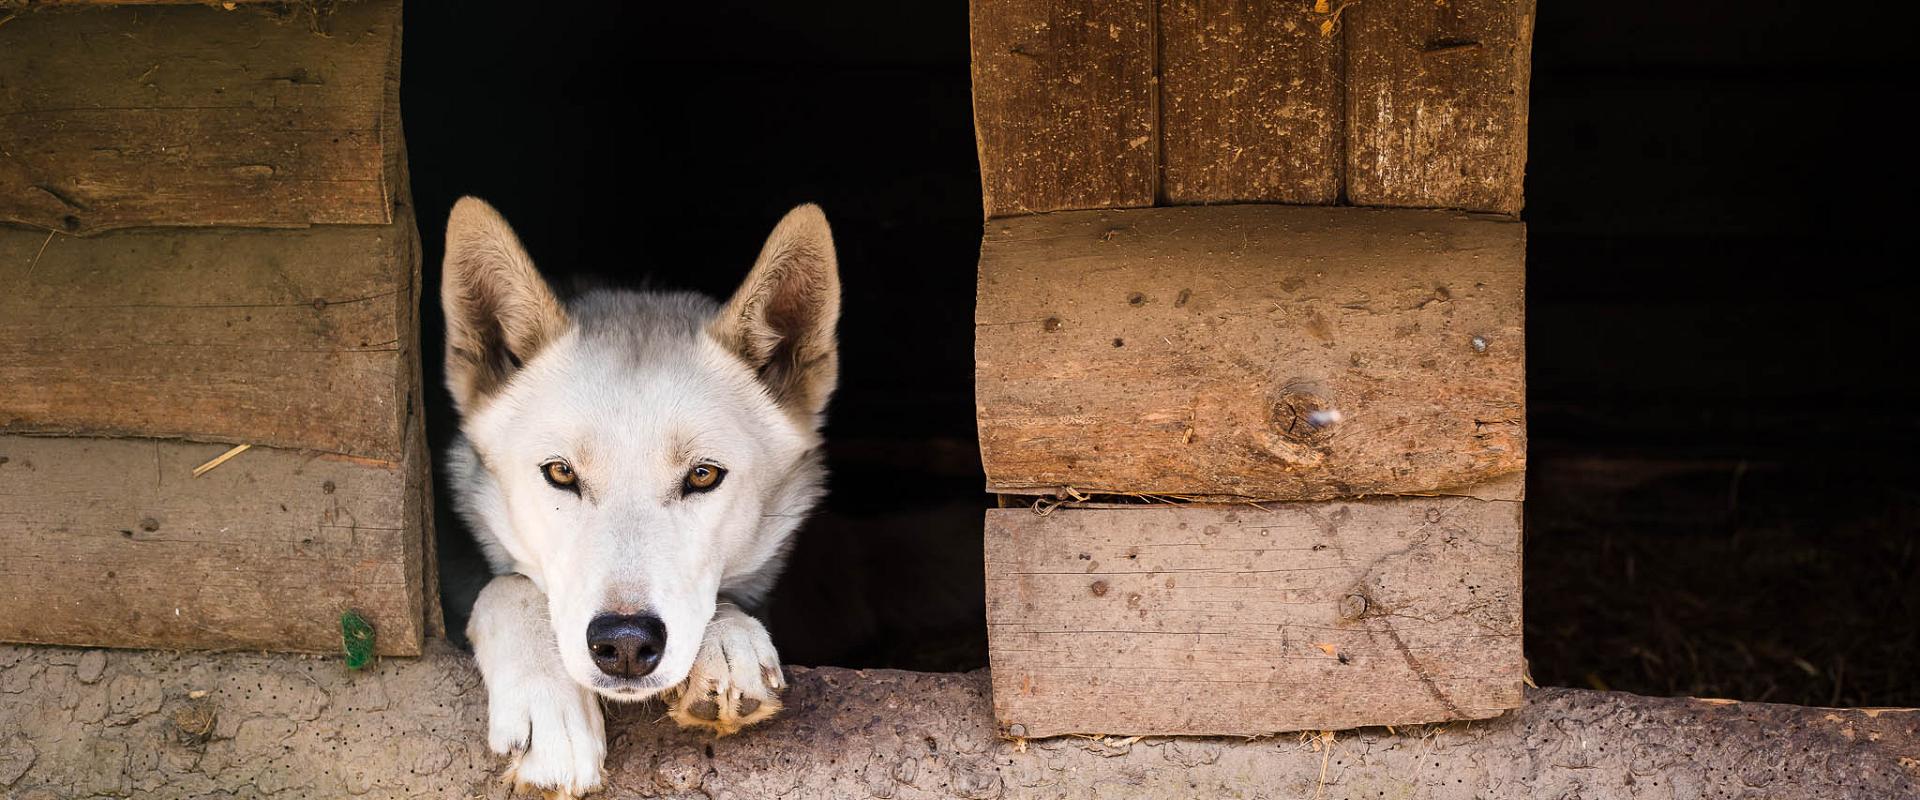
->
[[586, 613, 667, 679]]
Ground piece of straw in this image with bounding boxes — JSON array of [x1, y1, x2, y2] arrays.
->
[[191, 443, 251, 477]]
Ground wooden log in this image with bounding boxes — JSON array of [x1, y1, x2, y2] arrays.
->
[[1344, 0, 1535, 215], [3, 643, 1912, 798], [975, 205, 1524, 501], [0, 220, 415, 460], [1158, 0, 1341, 205], [0, 432, 426, 656], [984, 500, 1522, 737], [2, 1, 280, 7], [969, 0, 1156, 218], [0, 0, 401, 233]]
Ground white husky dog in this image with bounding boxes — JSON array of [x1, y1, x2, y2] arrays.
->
[[439, 197, 838, 797]]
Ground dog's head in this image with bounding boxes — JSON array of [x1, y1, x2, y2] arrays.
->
[[441, 198, 837, 698]]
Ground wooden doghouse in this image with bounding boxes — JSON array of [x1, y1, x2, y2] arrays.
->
[[973, 0, 1533, 736], [0, 0, 436, 656]]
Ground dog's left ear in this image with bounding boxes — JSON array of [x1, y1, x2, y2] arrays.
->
[[711, 204, 841, 426]]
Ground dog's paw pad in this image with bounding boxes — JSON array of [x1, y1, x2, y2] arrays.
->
[[687, 697, 721, 721], [666, 682, 783, 737], [666, 608, 785, 736]]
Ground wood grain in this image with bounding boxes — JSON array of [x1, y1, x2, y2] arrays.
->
[[969, 0, 1157, 218], [0, 221, 415, 460], [0, 433, 426, 656], [1344, 0, 1535, 215], [2, 1, 286, 7], [0, 0, 401, 233], [985, 500, 1523, 737], [975, 205, 1525, 501], [1158, 0, 1341, 204]]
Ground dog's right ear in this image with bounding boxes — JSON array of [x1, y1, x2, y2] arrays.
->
[[441, 197, 569, 415]]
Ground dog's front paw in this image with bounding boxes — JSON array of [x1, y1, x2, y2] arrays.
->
[[472, 576, 606, 799], [488, 674, 605, 799], [665, 604, 786, 736]]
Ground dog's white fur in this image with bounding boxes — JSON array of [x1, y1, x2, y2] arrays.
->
[[442, 198, 838, 797]]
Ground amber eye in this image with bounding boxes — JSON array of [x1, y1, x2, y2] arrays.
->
[[541, 460, 579, 492], [683, 463, 726, 494]]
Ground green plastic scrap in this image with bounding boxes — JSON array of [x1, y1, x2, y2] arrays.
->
[[340, 610, 376, 670]]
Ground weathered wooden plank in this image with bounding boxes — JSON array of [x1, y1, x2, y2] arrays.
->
[[975, 205, 1524, 501], [985, 500, 1522, 737], [969, 0, 1156, 218], [1344, 0, 1535, 215], [1158, 0, 1341, 204], [2, 1, 283, 7], [3, 647, 1912, 798], [0, 221, 414, 460], [0, 433, 426, 655], [0, 0, 401, 233]]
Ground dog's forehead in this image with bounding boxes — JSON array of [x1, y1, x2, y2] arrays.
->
[[510, 330, 772, 454]]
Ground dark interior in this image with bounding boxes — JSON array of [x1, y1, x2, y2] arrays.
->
[[404, 2, 1919, 705]]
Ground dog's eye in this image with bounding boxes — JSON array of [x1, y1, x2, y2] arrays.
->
[[683, 463, 726, 494], [541, 460, 579, 492]]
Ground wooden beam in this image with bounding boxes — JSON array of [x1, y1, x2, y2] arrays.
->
[[2, 1, 289, 7], [0, 220, 415, 460], [967, 1, 1532, 215], [8, 645, 1907, 797], [984, 500, 1522, 737], [969, 0, 1157, 218], [0, 433, 427, 656], [975, 205, 1524, 501], [1158, 0, 1341, 204], [0, 0, 401, 233], [1344, 0, 1535, 215]]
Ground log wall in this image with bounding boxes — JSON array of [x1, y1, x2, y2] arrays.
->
[[971, 0, 1535, 736], [0, 0, 433, 655]]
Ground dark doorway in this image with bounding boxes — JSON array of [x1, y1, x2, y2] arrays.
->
[[403, 2, 990, 670]]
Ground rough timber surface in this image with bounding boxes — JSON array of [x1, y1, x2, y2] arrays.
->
[[0, 433, 426, 656], [0, 221, 414, 459], [1158, 0, 1341, 204], [1344, 0, 1535, 215], [0, 1, 290, 7], [985, 501, 1523, 737], [975, 205, 1525, 501], [969, 0, 1156, 218], [0, 642, 1914, 799], [0, 0, 402, 233]]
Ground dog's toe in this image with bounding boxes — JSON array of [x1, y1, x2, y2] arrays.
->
[[491, 682, 605, 797], [667, 606, 785, 736], [488, 698, 532, 757]]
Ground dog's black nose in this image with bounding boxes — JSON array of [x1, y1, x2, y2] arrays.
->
[[586, 613, 666, 679]]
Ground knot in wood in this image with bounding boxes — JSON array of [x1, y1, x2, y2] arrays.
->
[[1339, 593, 1371, 620], [1270, 383, 1341, 443]]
